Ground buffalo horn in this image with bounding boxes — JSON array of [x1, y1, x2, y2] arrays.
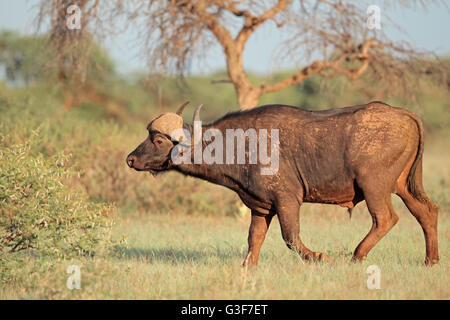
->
[[176, 101, 190, 116], [192, 104, 203, 122]]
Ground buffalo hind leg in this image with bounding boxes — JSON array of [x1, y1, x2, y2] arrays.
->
[[396, 190, 439, 265], [277, 199, 330, 263], [242, 211, 274, 267], [396, 157, 439, 266], [353, 190, 399, 262]]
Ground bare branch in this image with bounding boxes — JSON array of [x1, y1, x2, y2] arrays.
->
[[187, 1, 236, 53], [235, 0, 291, 49], [211, 78, 233, 84], [261, 38, 377, 94]]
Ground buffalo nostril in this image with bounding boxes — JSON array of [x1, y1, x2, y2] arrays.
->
[[126, 155, 136, 168]]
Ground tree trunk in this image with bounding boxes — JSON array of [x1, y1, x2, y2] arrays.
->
[[224, 47, 261, 110], [236, 86, 261, 110]]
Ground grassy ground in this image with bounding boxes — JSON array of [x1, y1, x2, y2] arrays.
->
[[1, 148, 448, 300]]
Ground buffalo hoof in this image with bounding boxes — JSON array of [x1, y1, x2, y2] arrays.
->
[[351, 255, 367, 263], [242, 261, 257, 268], [312, 252, 330, 263], [241, 252, 259, 268], [424, 258, 439, 266]]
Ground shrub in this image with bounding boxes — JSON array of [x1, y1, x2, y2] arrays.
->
[[0, 133, 116, 282]]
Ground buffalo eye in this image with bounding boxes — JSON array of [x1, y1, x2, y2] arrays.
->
[[153, 136, 165, 145]]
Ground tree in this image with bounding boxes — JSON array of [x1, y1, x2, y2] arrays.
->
[[37, 0, 447, 110]]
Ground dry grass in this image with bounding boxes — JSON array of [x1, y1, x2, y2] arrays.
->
[[1, 149, 448, 300], [2, 208, 448, 299]]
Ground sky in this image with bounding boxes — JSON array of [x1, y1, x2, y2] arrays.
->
[[0, 0, 449, 75]]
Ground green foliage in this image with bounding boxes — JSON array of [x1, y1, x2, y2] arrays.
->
[[0, 30, 116, 86], [0, 30, 47, 84], [0, 133, 116, 283]]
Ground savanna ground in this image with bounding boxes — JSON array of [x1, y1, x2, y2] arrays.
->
[[2, 148, 449, 299], [0, 32, 449, 299]]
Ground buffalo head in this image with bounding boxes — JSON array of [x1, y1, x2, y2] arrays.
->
[[126, 101, 202, 173]]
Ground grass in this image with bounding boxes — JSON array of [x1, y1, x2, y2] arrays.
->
[[107, 205, 448, 300], [1, 148, 448, 300], [1, 206, 448, 299]]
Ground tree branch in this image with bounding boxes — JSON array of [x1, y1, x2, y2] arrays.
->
[[260, 38, 376, 94], [188, 0, 236, 53], [210, 78, 233, 84], [189, 1, 256, 95], [218, 1, 253, 18], [235, 0, 291, 49]]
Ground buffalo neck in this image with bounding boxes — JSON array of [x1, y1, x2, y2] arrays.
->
[[172, 123, 243, 192]]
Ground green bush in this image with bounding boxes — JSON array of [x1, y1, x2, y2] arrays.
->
[[0, 133, 116, 282]]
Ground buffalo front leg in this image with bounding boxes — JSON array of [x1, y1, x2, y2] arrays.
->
[[242, 211, 274, 267], [277, 199, 330, 262]]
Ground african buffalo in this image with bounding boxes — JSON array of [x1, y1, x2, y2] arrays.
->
[[126, 101, 439, 266]]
